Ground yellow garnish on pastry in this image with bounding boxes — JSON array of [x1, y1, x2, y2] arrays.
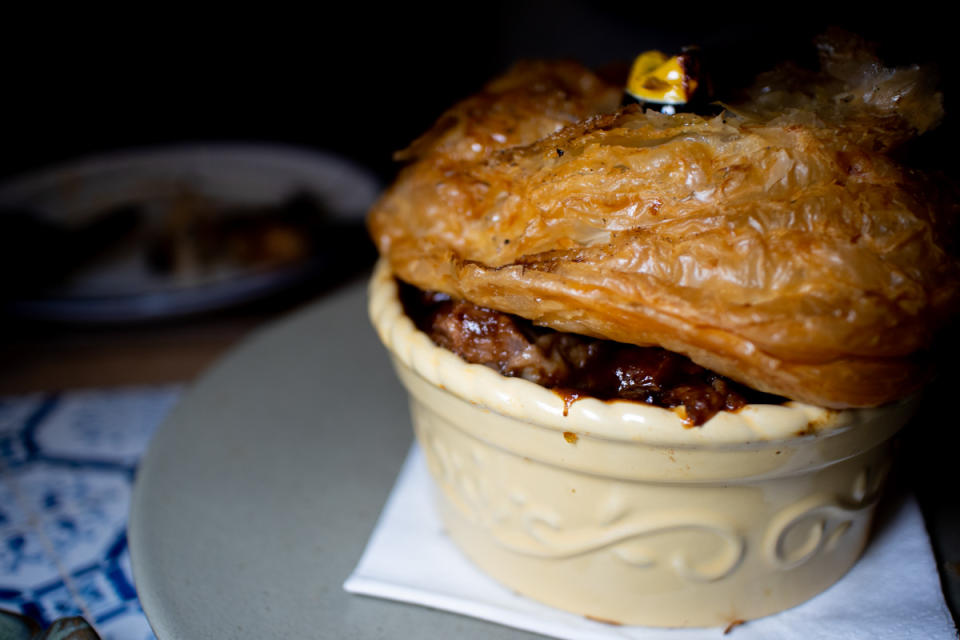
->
[[625, 49, 698, 105]]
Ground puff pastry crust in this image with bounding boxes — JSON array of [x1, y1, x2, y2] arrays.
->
[[369, 35, 959, 408]]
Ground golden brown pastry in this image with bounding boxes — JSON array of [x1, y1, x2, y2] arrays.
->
[[369, 32, 959, 409]]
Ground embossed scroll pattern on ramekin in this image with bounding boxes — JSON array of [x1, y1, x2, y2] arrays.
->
[[419, 411, 748, 582], [415, 397, 889, 581]]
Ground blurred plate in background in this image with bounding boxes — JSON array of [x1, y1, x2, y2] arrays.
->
[[0, 144, 380, 323]]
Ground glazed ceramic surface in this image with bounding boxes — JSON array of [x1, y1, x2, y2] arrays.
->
[[368, 260, 917, 627]]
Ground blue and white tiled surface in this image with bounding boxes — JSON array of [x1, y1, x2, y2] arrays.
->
[[0, 386, 183, 639]]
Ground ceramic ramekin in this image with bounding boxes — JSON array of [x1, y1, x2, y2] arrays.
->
[[368, 259, 917, 628]]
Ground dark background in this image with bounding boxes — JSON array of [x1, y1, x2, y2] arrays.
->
[[2, 6, 957, 185]]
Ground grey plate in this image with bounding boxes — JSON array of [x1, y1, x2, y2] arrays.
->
[[0, 144, 379, 323], [127, 275, 544, 639]]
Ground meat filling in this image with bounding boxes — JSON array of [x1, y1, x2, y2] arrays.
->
[[399, 282, 785, 425]]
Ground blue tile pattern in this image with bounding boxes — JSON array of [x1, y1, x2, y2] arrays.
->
[[0, 386, 182, 639]]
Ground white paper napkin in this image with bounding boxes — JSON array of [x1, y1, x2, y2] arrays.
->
[[345, 444, 957, 639]]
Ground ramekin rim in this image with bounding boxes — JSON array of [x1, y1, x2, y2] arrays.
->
[[368, 259, 912, 446]]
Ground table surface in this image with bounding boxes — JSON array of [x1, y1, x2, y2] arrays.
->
[[2, 266, 958, 636]]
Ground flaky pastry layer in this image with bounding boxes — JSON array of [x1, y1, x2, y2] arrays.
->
[[369, 35, 959, 408]]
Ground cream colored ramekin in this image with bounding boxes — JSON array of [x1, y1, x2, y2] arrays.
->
[[368, 259, 917, 628]]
